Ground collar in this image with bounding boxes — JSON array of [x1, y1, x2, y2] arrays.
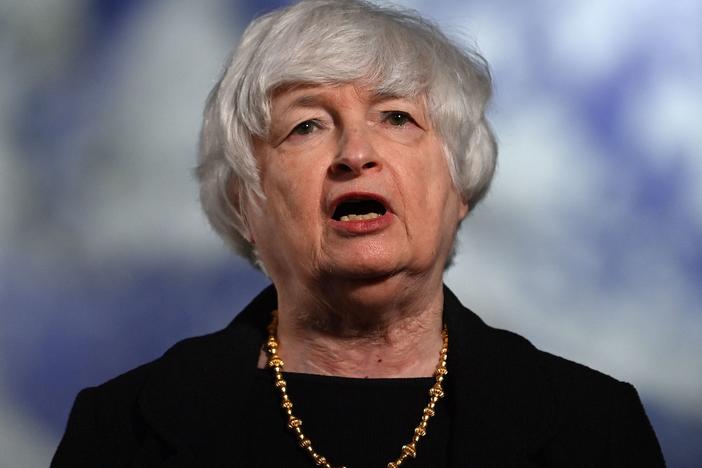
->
[[137, 284, 555, 467]]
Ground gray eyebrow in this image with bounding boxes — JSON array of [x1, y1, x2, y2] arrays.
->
[[282, 90, 410, 111]]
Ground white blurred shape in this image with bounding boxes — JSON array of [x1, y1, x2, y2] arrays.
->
[[548, 0, 649, 84], [77, 0, 240, 264], [622, 73, 702, 223]]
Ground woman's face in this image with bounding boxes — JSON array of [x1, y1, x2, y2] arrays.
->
[[247, 84, 468, 286]]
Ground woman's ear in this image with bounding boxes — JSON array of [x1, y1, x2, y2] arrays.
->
[[240, 202, 256, 245], [458, 198, 469, 220]]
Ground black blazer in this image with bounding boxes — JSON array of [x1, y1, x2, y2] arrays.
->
[[52, 285, 665, 467]]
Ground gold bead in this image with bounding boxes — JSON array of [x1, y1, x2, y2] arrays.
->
[[268, 356, 284, 368], [288, 417, 303, 429], [423, 407, 435, 417], [429, 386, 444, 398], [414, 426, 426, 437], [299, 438, 311, 448], [402, 444, 416, 458], [388, 463, 397, 468], [282, 401, 293, 409]]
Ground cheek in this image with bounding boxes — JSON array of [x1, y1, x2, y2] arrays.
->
[[404, 150, 461, 238], [249, 164, 327, 273], [408, 150, 454, 208], [262, 152, 326, 216], [255, 158, 328, 258]]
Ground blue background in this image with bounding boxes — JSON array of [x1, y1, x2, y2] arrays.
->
[[1, 0, 700, 466]]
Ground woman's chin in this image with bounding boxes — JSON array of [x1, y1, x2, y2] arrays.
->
[[317, 274, 409, 310], [316, 259, 413, 297]]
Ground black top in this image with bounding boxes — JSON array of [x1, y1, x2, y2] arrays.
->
[[248, 370, 449, 467], [51, 285, 666, 467]]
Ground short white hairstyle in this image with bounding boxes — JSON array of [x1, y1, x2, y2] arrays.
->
[[196, 0, 497, 267]]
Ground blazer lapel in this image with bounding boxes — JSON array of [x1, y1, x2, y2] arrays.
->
[[443, 287, 556, 467], [135, 285, 276, 467]]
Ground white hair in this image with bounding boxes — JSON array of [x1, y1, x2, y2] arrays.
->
[[196, 0, 497, 267]]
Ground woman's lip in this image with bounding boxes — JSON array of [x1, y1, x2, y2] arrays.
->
[[328, 211, 394, 234]]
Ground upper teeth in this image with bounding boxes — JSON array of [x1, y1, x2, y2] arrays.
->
[[340, 213, 381, 221]]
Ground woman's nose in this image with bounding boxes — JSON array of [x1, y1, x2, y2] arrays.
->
[[329, 126, 381, 178]]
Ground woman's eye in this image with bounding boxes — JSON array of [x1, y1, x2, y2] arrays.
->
[[290, 120, 319, 136], [383, 111, 413, 126]]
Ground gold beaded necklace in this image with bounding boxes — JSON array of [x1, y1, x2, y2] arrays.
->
[[264, 310, 448, 468]]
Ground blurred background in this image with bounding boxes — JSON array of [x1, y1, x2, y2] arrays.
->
[[1, 0, 700, 466]]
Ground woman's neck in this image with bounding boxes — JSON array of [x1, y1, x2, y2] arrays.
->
[[258, 276, 445, 378]]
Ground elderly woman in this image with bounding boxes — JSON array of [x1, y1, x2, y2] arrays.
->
[[52, 0, 665, 467]]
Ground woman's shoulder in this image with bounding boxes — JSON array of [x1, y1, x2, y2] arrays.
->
[[444, 285, 633, 394], [468, 310, 639, 408], [52, 321, 261, 467], [452, 298, 649, 420], [444, 287, 665, 465], [485, 320, 630, 394]]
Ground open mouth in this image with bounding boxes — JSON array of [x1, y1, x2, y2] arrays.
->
[[331, 198, 388, 221]]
